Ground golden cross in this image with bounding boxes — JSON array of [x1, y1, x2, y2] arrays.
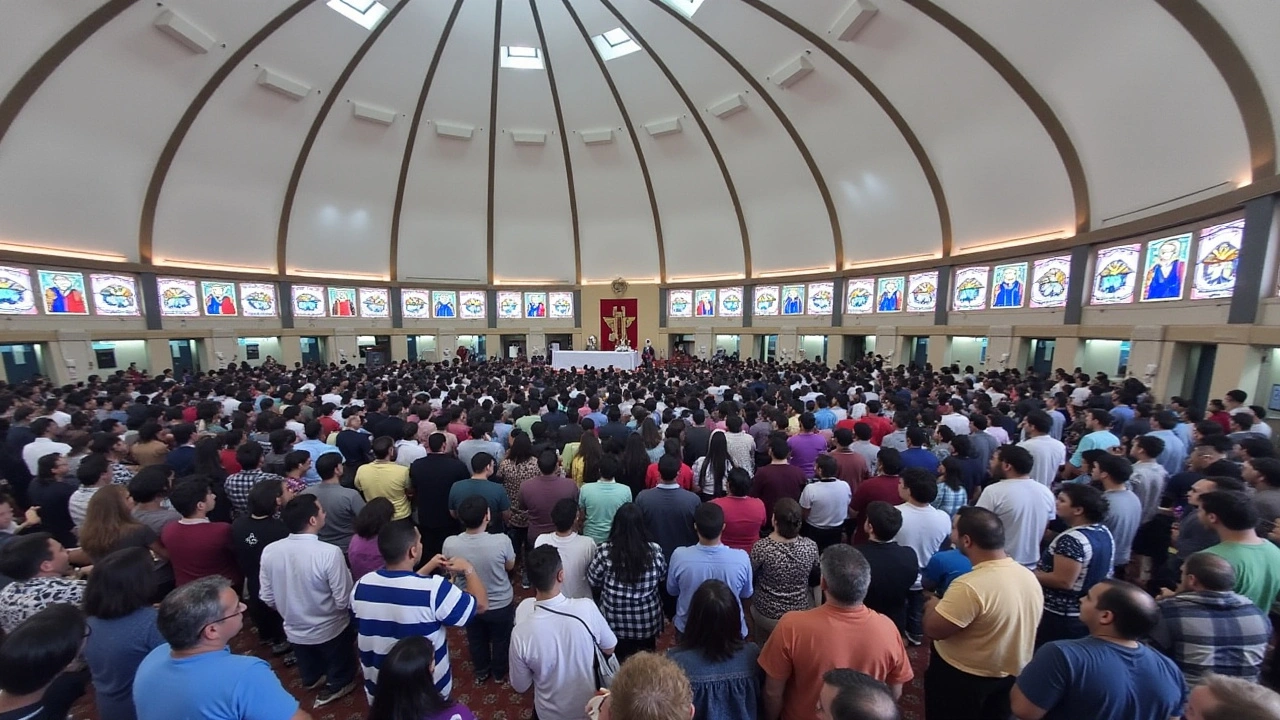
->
[[604, 305, 635, 344]]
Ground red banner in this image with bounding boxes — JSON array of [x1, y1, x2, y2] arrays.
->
[[599, 298, 638, 351]]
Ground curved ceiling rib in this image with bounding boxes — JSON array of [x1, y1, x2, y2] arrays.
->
[[389, 0, 465, 282], [595, 0, 751, 278], [485, 0, 504, 284], [559, 0, 667, 282], [737, 0, 951, 259], [530, 0, 583, 285], [1155, 0, 1276, 180], [139, 0, 318, 264], [0, 0, 140, 148], [644, 0, 843, 271], [277, 0, 414, 275], [907, 0, 1091, 234]]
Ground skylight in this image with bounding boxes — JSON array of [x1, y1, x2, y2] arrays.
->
[[500, 46, 545, 70], [326, 0, 389, 29], [659, 0, 707, 18], [592, 28, 642, 61]]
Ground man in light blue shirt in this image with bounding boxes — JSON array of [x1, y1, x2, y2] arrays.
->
[[457, 423, 505, 469], [813, 396, 838, 431], [1147, 411, 1188, 476], [293, 420, 342, 485], [1070, 409, 1120, 471], [667, 502, 753, 637]]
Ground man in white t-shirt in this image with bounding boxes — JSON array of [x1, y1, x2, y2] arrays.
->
[[939, 400, 971, 436], [895, 467, 953, 644], [533, 498, 597, 599], [511, 545, 617, 720], [977, 445, 1056, 569], [801, 456, 853, 550], [1018, 410, 1066, 488]]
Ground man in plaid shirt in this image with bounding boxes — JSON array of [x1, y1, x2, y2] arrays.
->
[[225, 442, 285, 518], [1150, 551, 1271, 684]]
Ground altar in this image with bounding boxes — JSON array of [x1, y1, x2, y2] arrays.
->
[[551, 350, 641, 371]]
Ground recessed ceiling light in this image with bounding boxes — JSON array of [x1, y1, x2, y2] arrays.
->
[[660, 0, 707, 19], [500, 46, 545, 70], [326, 0, 388, 29], [592, 28, 642, 60]]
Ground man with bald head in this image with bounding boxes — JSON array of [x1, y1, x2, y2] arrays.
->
[[1150, 551, 1270, 684], [1011, 579, 1187, 720], [817, 669, 899, 720]]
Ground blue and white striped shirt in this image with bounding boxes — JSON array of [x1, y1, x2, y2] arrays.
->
[[350, 569, 477, 700]]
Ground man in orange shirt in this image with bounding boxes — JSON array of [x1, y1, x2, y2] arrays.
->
[[758, 544, 913, 720]]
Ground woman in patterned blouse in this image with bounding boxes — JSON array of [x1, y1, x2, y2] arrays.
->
[[587, 502, 667, 661], [749, 497, 819, 644]]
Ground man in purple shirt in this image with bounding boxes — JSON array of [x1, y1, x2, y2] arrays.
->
[[788, 412, 829, 478], [519, 450, 579, 538]]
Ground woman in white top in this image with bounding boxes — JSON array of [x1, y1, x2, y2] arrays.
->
[[691, 431, 737, 501], [799, 454, 851, 554]]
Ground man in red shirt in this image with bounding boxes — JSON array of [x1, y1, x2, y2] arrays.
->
[[161, 478, 242, 588], [850, 448, 904, 544], [825, 427, 870, 494], [751, 437, 808, 534], [861, 400, 894, 447]]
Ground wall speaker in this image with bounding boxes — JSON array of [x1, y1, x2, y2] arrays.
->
[[580, 128, 615, 145], [434, 121, 475, 140], [511, 130, 547, 145]]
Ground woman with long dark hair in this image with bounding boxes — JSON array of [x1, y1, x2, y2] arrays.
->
[[586, 502, 666, 660], [692, 430, 736, 500], [619, 434, 651, 499], [570, 431, 602, 486], [368, 636, 474, 720], [934, 456, 969, 517], [349, 497, 395, 580], [83, 547, 165, 720], [497, 430, 539, 570], [78, 485, 169, 588], [667, 580, 762, 720], [640, 418, 664, 463]]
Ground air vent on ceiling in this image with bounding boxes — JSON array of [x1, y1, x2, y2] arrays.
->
[[434, 121, 475, 140], [154, 8, 216, 53], [511, 130, 547, 145], [256, 68, 311, 100], [644, 117, 682, 137], [772, 54, 814, 89], [580, 128, 615, 145], [352, 101, 395, 125], [708, 94, 748, 119], [830, 0, 878, 41]]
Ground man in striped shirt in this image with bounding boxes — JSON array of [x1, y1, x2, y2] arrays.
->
[[350, 519, 488, 701]]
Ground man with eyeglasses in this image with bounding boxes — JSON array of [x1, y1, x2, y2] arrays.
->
[[133, 575, 310, 720]]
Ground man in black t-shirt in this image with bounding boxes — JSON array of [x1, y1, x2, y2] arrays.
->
[[230, 478, 292, 657], [857, 501, 919, 638]]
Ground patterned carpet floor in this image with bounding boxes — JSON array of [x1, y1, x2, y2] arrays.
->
[[72, 593, 930, 720]]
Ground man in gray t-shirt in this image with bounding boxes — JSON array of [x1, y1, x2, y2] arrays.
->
[[301, 456, 366, 552], [442, 495, 516, 681], [1097, 455, 1143, 568]]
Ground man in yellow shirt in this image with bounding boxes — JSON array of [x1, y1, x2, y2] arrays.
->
[[355, 436, 412, 520], [922, 506, 1043, 720]]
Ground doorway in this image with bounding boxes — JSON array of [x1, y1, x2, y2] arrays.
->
[[501, 334, 527, 361], [357, 335, 391, 366], [1029, 339, 1056, 376], [300, 336, 326, 366], [169, 339, 203, 376], [756, 335, 777, 362], [1180, 344, 1217, 410], [799, 336, 829, 365], [545, 333, 573, 363], [456, 335, 487, 361], [0, 344, 45, 384], [842, 336, 870, 363], [670, 334, 694, 360], [715, 335, 740, 361], [407, 335, 436, 361], [906, 337, 928, 368]]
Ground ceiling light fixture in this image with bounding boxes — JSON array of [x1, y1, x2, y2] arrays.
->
[[326, 0, 389, 30], [0, 242, 126, 263], [659, 0, 707, 19], [756, 266, 836, 278], [845, 253, 939, 270], [592, 28, 642, 60], [291, 269, 390, 281], [956, 230, 1069, 254], [155, 258, 273, 274]]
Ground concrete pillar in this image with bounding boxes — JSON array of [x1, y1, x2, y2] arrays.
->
[[1053, 337, 1084, 372], [330, 331, 359, 365], [1210, 343, 1264, 403], [204, 332, 240, 371], [527, 332, 547, 359], [51, 330, 93, 385], [776, 332, 799, 363], [390, 335, 408, 363], [485, 334, 501, 362], [145, 338, 172, 376], [927, 334, 950, 368], [694, 328, 714, 362], [1127, 326, 1168, 395], [986, 326, 1017, 372], [873, 326, 902, 364], [280, 336, 303, 368], [438, 333, 458, 363]]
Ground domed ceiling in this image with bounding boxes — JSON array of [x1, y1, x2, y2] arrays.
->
[[0, 0, 1276, 285]]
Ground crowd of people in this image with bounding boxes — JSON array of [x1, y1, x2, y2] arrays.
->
[[2, 354, 1280, 720]]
